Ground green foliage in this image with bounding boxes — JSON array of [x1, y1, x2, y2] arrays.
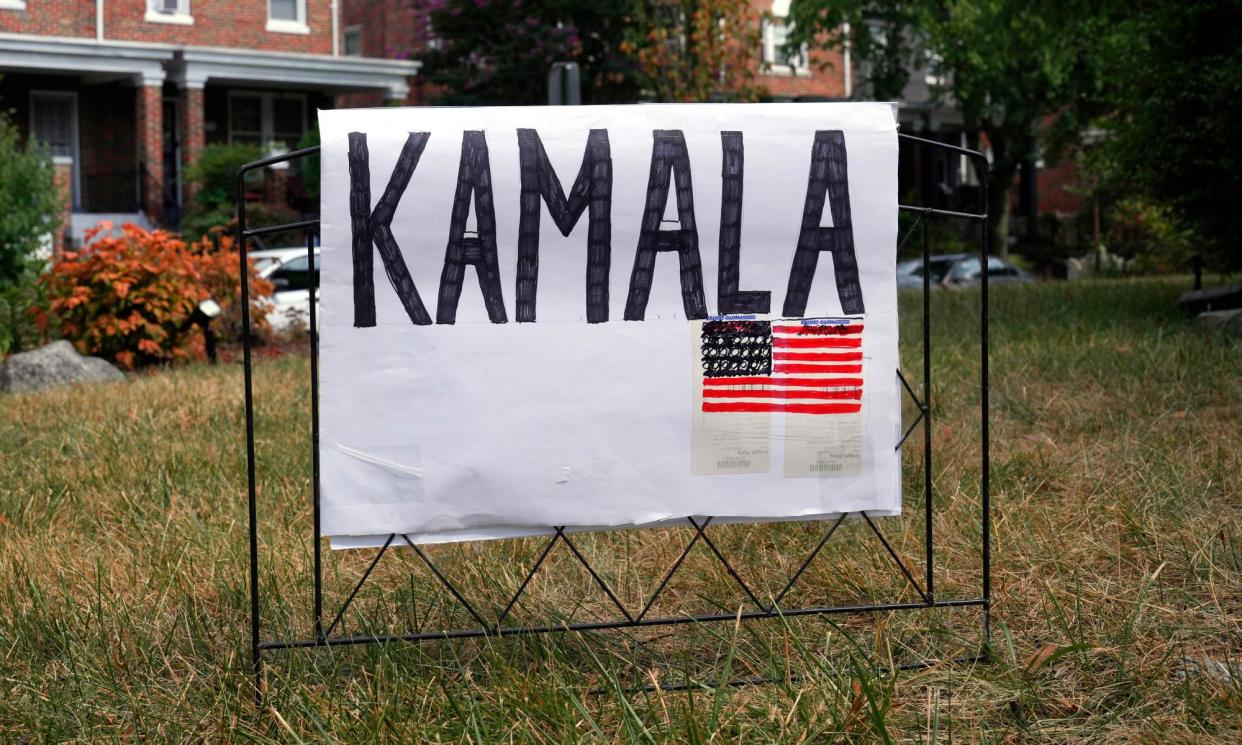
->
[[296, 128, 320, 202], [0, 274, 49, 358], [788, 0, 1112, 256], [180, 143, 304, 247], [423, 0, 641, 105], [620, 0, 765, 102], [180, 143, 263, 241], [38, 224, 271, 369], [1106, 197, 1200, 274], [183, 142, 263, 215], [1085, 0, 1242, 271], [0, 115, 62, 286]]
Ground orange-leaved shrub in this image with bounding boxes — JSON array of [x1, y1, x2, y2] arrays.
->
[[37, 223, 272, 369]]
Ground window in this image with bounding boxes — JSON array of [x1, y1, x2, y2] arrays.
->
[[30, 92, 79, 206], [762, 18, 808, 74], [228, 92, 306, 150], [987, 257, 1020, 278], [146, 0, 192, 24], [31, 94, 74, 159], [267, 0, 308, 34], [268, 254, 320, 292], [343, 25, 362, 56]]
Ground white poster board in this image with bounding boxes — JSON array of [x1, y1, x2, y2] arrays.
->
[[317, 103, 901, 547]]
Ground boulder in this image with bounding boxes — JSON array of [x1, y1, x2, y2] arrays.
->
[[0, 340, 124, 394], [1193, 309, 1242, 339]]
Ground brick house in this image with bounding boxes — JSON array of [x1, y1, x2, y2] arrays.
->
[[0, 0, 418, 247]]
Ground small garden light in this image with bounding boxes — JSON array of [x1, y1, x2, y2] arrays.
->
[[188, 298, 222, 364]]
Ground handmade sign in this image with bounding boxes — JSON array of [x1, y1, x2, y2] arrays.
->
[[317, 103, 901, 547]]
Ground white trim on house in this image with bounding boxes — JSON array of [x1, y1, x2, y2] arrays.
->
[[0, 33, 419, 100], [266, 19, 310, 35], [145, 11, 193, 26], [0, 0, 27, 12], [146, 0, 192, 25], [331, 0, 340, 56], [267, 0, 309, 35], [176, 46, 414, 100], [0, 36, 168, 85]]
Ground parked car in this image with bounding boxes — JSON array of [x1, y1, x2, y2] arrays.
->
[[252, 247, 320, 331], [248, 246, 310, 276], [897, 253, 1033, 289]]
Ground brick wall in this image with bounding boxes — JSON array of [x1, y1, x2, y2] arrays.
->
[[106, 0, 334, 53], [341, 0, 419, 60], [0, 0, 95, 37], [136, 84, 162, 222], [181, 86, 204, 202], [760, 46, 847, 100], [0, 1, 334, 53], [339, 0, 425, 106]]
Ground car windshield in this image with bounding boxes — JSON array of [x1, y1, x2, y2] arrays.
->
[[949, 258, 982, 279], [269, 254, 320, 292], [909, 258, 959, 283], [251, 257, 283, 273]]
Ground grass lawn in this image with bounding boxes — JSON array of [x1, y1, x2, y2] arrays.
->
[[1, 277, 1238, 742]]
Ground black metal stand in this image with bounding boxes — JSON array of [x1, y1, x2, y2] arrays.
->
[[236, 134, 992, 703]]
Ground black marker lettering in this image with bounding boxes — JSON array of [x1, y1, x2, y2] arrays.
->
[[348, 131, 433, 327], [624, 130, 707, 321], [782, 130, 864, 316], [436, 130, 508, 324], [718, 131, 770, 314], [516, 128, 612, 323]]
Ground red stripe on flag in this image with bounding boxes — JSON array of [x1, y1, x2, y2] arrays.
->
[[702, 376, 864, 388], [703, 388, 862, 400], [772, 364, 863, 374], [771, 336, 862, 349], [773, 351, 863, 362], [772, 324, 864, 336], [702, 402, 863, 414]]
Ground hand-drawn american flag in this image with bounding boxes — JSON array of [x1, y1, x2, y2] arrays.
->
[[700, 319, 863, 415]]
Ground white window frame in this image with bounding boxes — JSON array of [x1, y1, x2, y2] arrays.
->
[[29, 91, 80, 209], [343, 25, 363, 57], [267, 0, 309, 35], [145, 0, 193, 25], [0, 0, 28, 12], [227, 91, 308, 151], [761, 17, 810, 76]]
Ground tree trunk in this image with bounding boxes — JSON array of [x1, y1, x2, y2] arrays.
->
[[984, 129, 1019, 259], [988, 172, 1015, 259]]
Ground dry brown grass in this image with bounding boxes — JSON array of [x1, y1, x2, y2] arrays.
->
[[1, 277, 1238, 742]]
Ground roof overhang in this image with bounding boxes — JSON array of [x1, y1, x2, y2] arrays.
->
[[0, 33, 420, 97], [0, 35, 168, 85], [174, 48, 420, 100]]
